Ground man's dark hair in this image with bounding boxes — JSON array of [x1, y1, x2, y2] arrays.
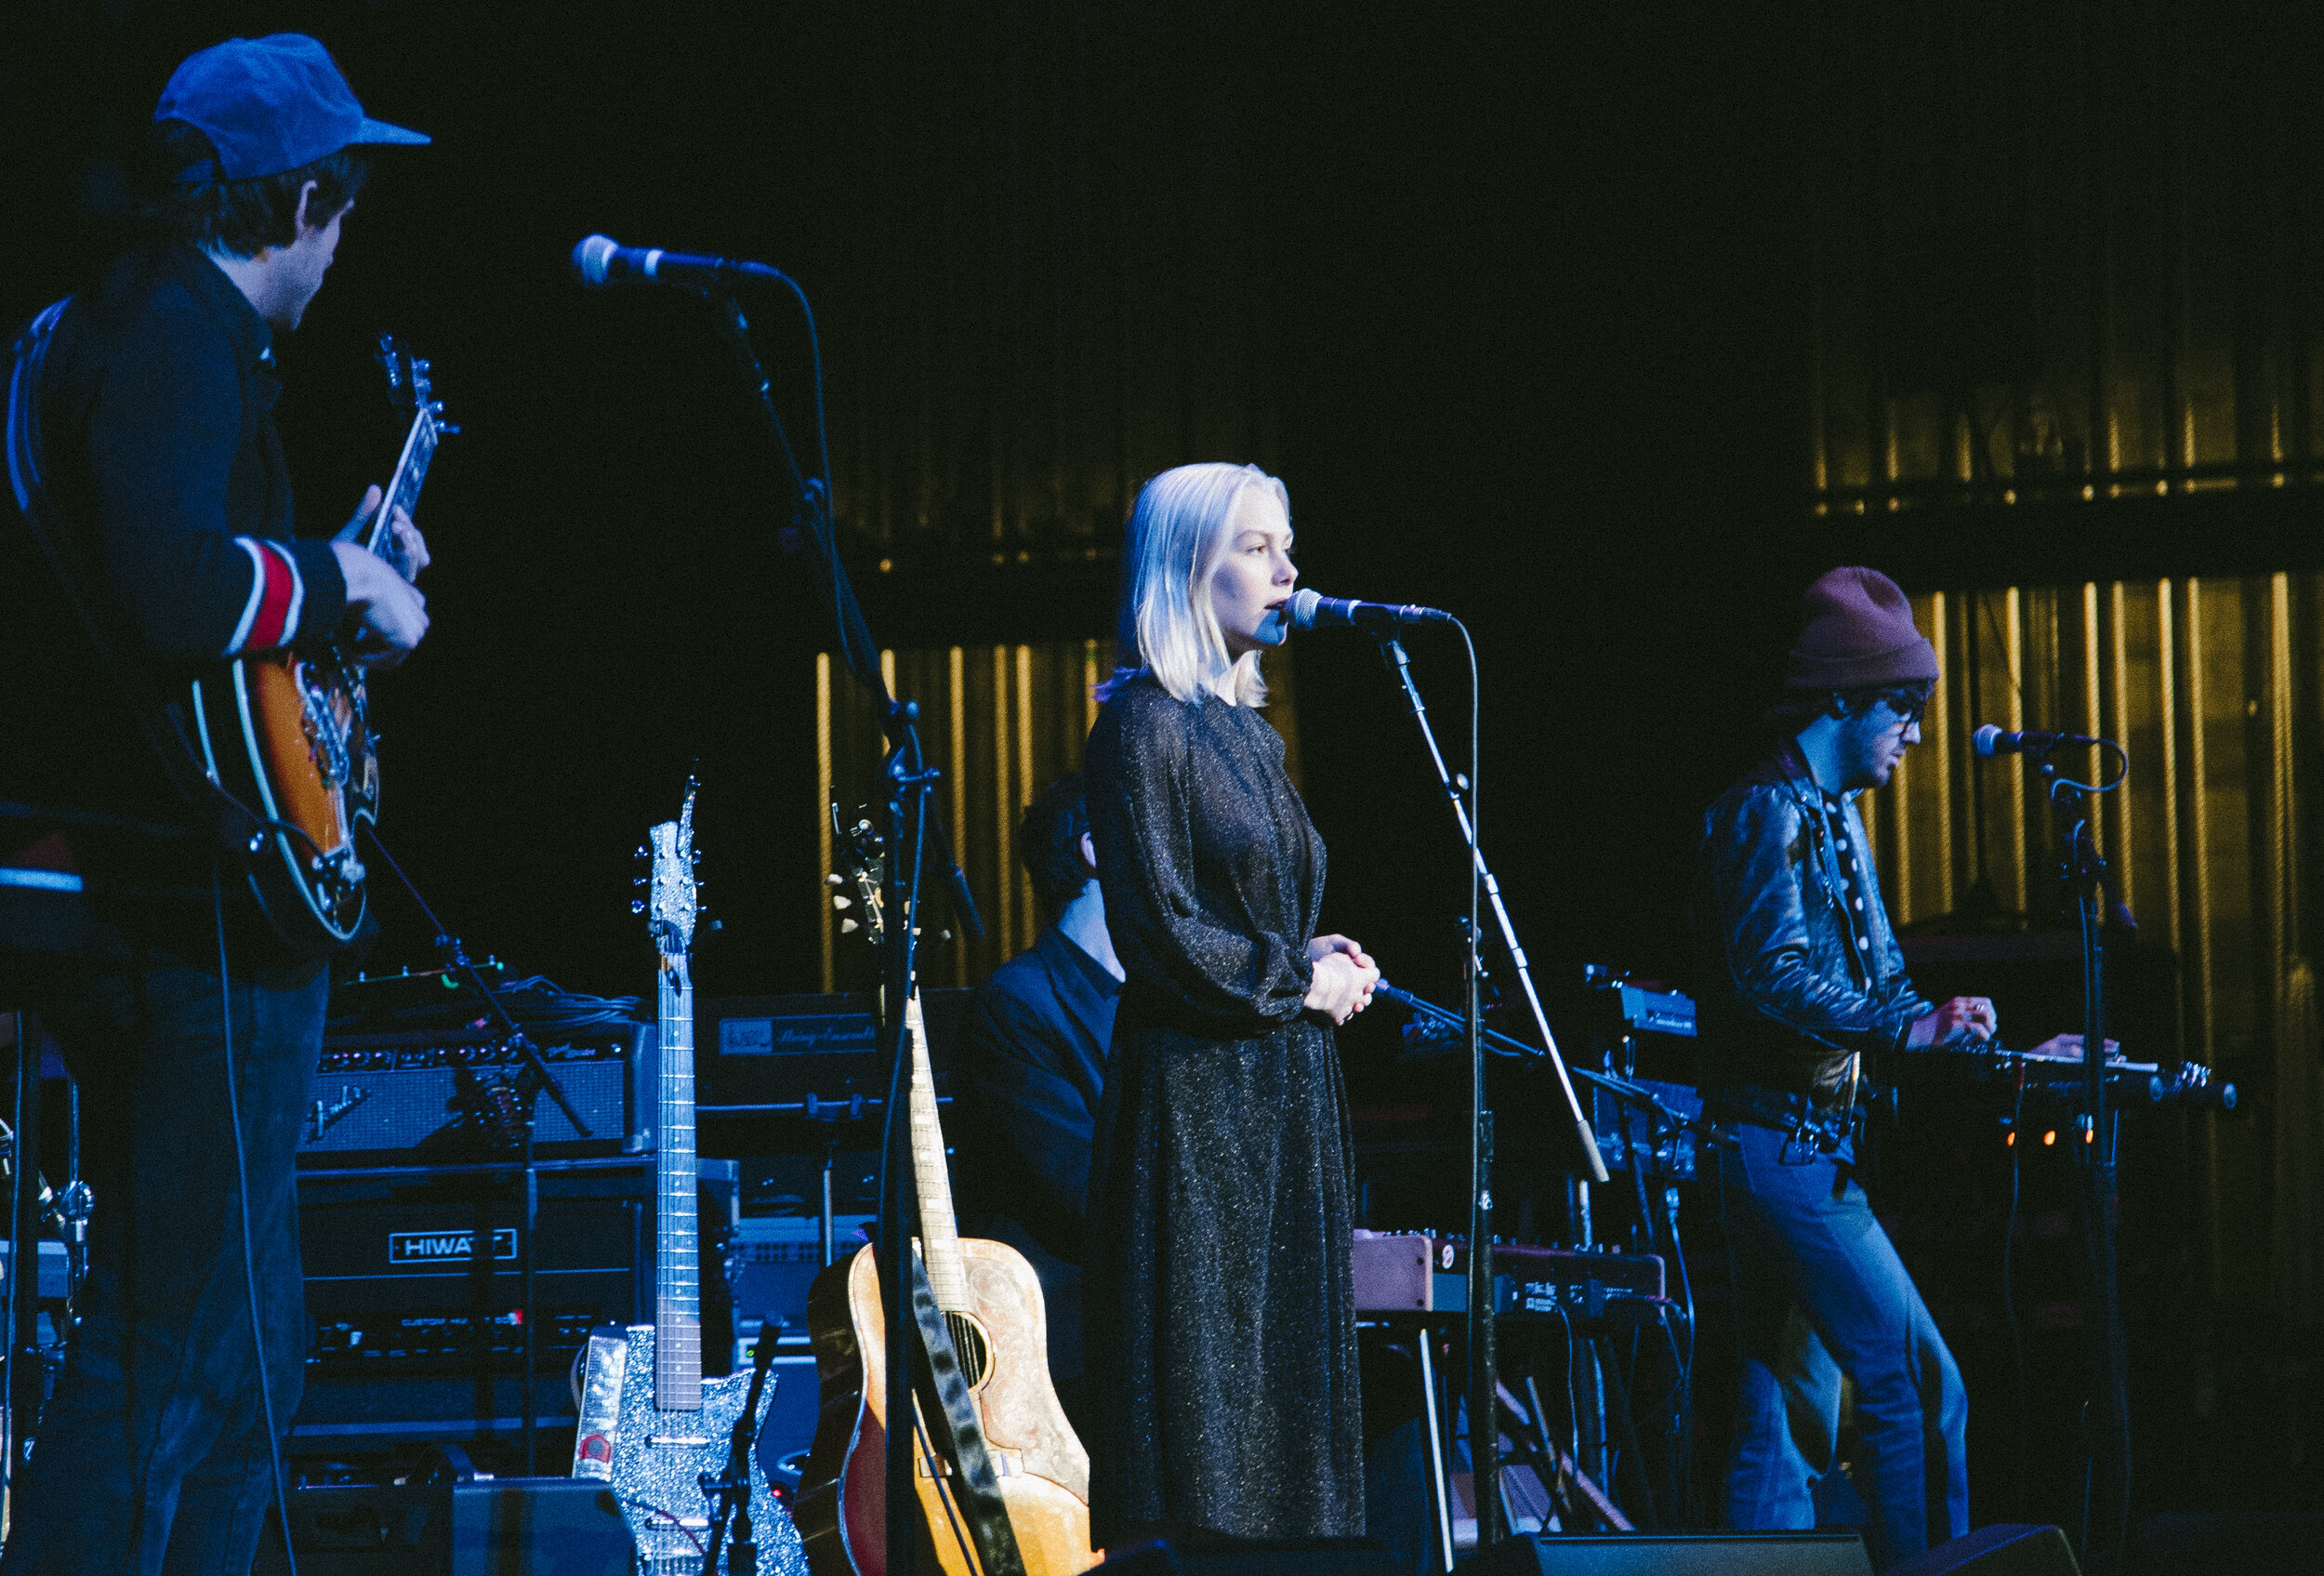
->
[[1766, 679, 1935, 738], [142, 120, 368, 258], [1021, 772, 1092, 918]]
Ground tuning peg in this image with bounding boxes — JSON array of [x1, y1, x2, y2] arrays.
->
[[635, 845, 648, 858], [630, 899, 646, 914], [831, 894, 852, 910], [690, 852, 702, 866], [633, 876, 647, 887], [706, 920, 723, 934], [839, 918, 859, 934], [825, 873, 843, 887]]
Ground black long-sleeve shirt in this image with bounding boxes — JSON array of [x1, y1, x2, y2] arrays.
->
[[3, 244, 350, 914]]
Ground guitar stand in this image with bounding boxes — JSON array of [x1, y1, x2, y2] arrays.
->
[[357, 823, 589, 1477]]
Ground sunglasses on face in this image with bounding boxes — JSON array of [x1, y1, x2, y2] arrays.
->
[[1873, 688, 1929, 728]]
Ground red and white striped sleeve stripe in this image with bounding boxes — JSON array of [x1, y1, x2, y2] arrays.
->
[[222, 536, 306, 656]]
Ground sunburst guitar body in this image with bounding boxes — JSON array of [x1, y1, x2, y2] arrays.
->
[[190, 336, 448, 951]]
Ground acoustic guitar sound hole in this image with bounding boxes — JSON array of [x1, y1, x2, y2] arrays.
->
[[945, 1311, 991, 1387]]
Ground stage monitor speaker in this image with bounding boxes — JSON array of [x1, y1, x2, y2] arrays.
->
[[1888, 1524, 2080, 1576], [1463, 1530, 1873, 1575], [1096, 1538, 1402, 1574], [256, 1477, 633, 1575]]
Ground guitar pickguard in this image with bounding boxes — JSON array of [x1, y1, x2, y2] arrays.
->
[[599, 1323, 809, 1576]]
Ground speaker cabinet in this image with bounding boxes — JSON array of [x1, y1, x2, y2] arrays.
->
[[1889, 1524, 2081, 1576], [256, 1478, 633, 1575], [1095, 1538, 1404, 1574], [1464, 1531, 1874, 1575]]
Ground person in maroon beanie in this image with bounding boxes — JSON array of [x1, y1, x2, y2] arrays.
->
[[1691, 567, 1989, 1568]]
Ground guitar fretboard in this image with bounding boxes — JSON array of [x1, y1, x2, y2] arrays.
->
[[366, 404, 440, 557], [906, 993, 968, 1311], [655, 957, 702, 1411]]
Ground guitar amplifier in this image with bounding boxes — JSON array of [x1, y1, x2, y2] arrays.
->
[[298, 1024, 651, 1165], [290, 1159, 734, 1450], [700, 989, 969, 1111]]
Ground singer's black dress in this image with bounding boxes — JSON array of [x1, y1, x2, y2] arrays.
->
[[1082, 676, 1365, 1543]]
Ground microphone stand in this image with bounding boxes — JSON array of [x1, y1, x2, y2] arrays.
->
[[359, 827, 588, 1477], [2035, 747, 2132, 1575], [701, 1313, 786, 1575], [1374, 633, 1607, 1555], [697, 285, 983, 1576]]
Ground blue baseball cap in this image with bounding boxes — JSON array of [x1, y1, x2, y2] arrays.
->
[[156, 33, 429, 182]]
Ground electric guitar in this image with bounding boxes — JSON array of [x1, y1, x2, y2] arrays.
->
[[189, 336, 451, 951], [794, 822, 1094, 1576], [572, 779, 809, 1575]]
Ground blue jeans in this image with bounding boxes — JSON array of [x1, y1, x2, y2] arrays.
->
[[1718, 1120, 1968, 1569], [1, 948, 326, 1576]]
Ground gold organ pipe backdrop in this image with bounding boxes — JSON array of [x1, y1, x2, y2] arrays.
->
[[1857, 577, 2322, 1319], [814, 641, 1303, 993]]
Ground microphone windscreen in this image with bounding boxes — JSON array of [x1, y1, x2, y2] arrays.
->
[[1972, 723, 2003, 757], [572, 234, 618, 288], [1288, 588, 1324, 630]]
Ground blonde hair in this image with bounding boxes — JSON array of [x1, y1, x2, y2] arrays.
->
[[1097, 462, 1288, 708]]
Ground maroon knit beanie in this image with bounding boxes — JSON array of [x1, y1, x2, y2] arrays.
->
[[1785, 566, 1938, 689]]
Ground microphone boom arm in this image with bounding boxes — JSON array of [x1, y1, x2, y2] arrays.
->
[[1378, 633, 1607, 1185]]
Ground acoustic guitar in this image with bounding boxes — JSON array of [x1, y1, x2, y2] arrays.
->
[[189, 336, 451, 951], [794, 826, 1094, 1576]]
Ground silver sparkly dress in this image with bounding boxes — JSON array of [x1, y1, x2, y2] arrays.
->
[[1082, 677, 1365, 1543]]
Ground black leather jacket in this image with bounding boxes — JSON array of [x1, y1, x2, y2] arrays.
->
[[1692, 742, 1932, 1106]]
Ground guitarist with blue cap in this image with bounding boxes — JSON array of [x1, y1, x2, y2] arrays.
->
[[1, 35, 429, 1574]]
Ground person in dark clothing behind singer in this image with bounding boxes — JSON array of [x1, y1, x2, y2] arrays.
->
[[0, 36, 430, 1575], [953, 771, 1123, 1439], [1692, 566, 1994, 1569]]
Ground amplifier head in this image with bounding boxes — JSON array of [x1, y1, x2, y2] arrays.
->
[[300, 1023, 651, 1166]]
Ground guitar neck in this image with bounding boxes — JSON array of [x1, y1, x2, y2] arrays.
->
[[906, 993, 969, 1310], [358, 407, 440, 555], [655, 956, 702, 1411]]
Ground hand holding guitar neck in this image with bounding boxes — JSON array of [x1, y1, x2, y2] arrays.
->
[[333, 541, 429, 667]]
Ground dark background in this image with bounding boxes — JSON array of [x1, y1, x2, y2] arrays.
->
[[8, 0, 2318, 1543], [0, 3, 1825, 1005]]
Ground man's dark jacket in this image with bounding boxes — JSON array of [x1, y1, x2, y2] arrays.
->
[[953, 922, 1118, 1390], [1693, 742, 1932, 1106], [4, 243, 349, 948]]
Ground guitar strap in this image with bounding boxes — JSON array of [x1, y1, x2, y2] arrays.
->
[[6, 301, 265, 861], [905, 1245, 1029, 1576]]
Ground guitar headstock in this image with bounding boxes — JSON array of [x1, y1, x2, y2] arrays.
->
[[377, 334, 436, 417], [827, 804, 887, 948], [641, 777, 702, 961]]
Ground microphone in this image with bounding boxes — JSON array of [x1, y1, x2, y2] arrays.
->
[[570, 233, 779, 291], [1972, 724, 2098, 757], [1288, 588, 1455, 631]]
